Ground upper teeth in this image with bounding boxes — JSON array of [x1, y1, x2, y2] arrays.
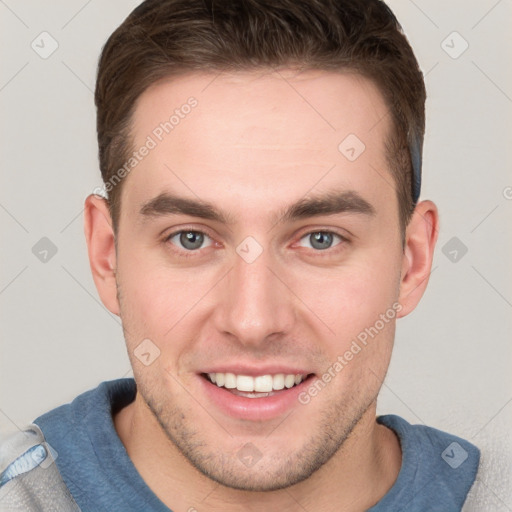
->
[[207, 373, 307, 392]]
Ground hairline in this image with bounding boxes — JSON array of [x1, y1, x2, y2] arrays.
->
[[108, 66, 411, 246]]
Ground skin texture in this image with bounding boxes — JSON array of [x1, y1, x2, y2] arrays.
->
[[84, 69, 438, 511]]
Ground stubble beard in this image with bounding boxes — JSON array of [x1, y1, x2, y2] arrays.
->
[[116, 280, 380, 492], [137, 373, 378, 492]]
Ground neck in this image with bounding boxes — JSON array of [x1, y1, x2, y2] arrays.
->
[[114, 393, 401, 512]]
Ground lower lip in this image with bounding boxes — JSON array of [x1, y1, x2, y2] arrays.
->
[[198, 374, 314, 421]]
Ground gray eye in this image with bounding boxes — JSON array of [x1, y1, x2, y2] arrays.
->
[[310, 232, 333, 250], [299, 231, 341, 251], [180, 231, 205, 250], [168, 231, 212, 251]]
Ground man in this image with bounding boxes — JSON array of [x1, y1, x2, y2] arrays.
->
[[0, 0, 480, 510]]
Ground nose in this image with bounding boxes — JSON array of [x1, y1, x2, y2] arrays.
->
[[212, 245, 295, 348]]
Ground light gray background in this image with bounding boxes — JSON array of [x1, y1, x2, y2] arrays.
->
[[1, 0, 511, 509]]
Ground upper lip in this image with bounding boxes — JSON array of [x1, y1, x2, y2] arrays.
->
[[198, 364, 313, 376]]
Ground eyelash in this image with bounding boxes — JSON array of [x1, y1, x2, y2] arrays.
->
[[163, 228, 215, 259], [163, 227, 349, 258]]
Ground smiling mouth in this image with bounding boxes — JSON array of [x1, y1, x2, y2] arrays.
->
[[201, 372, 315, 398]]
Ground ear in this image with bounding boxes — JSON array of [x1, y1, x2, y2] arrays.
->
[[83, 194, 120, 315], [397, 200, 439, 318]]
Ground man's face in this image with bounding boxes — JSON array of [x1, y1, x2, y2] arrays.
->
[[114, 69, 404, 490]]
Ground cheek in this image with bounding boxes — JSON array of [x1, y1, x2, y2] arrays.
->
[[292, 252, 401, 341], [121, 270, 196, 332], [116, 247, 216, 355]]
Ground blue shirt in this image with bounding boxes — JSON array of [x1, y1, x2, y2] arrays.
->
[[28, 378, 479, 511]]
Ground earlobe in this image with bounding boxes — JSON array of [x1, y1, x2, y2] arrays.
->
[[83, 194, 120, 316], [397, 200, 439, 318]]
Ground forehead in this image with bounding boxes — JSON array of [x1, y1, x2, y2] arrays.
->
[[121, 69, 394, 221]]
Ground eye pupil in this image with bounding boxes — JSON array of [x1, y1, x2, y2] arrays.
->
[[180, 231, 204, 250], [310, 232, 333, 250]]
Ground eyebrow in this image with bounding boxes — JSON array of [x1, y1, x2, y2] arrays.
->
[[139, 190, 376, 225], [279, 190, 375, 223]]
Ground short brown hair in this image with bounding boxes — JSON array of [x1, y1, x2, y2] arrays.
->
[[95, 0, 426, 237]]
